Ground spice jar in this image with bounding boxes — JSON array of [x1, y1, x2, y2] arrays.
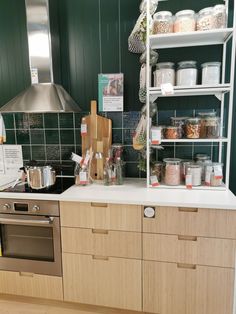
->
[[154, 62, 175, 87], [197, 7, 214, 31], [171, 117, 188, 138], [151, 162, 163, 182], [174, 10, 196, 33], [205, 163, 224, 187], [163, 158, 181, 186], [177, 61, 198, 86], [213, 5, 227, 29], [199, 116, 221, 138], [196, 154, 211, 181], [153, 11, 174, 34], [186, 164, 202, 186], [164, 126, 182, 139], [201, 62, 221, 85], [186, 118, 201, 138]]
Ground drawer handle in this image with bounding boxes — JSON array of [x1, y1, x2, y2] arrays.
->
[[178, 235, 197, 242], [92, 255, 109, 261], [92, 229, 109, 235], [178, 207, 198, 213], [91, 203, 108, 208], [177, 263, 196, 270], [19, 272, 34, 277]]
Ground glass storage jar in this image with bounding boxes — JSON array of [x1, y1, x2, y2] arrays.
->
[[185, 118, 201, 138], [205, 163, 224, 187], [164, 126, 182, 139], [154, 62, 175, 87], [181, 160, 193, 181], [201, 62, 221, 85], [171, 117, 188, 138], [177, 61, 198, 86], [196, 154, 211, 181], [199, 116, 221, 138], [213, 4, 227, 29], [153, 11, 174, 34], [174, 10, 196, 33], [186, 164, 202, 186], [151, 162, 163, 182], [163, 158, 181, 186], [197, 7, 214, 31]]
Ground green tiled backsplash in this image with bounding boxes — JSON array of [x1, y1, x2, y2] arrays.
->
[[2, 110, 224, 178]]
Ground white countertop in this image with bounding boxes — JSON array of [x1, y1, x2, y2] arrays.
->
[[0, 179, 236, 210]]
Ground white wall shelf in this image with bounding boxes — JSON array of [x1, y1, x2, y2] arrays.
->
[[150, 28, 233, 49], [151, 138, 229, 145], [148, 184, 227, 191]]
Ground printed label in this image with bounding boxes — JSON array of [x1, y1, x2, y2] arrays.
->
[[185, 174, 193, 189], [81, 124, 87, 136], [151, 128, 161, 145], [214, 165, 223, 180], [150, 175, 160, 187], [79, 171, 88, 185]]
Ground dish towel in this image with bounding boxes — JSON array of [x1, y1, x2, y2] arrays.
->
[[0, 114, 6, 144]]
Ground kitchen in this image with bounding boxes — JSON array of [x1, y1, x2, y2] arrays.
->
[[0, 0, 236, 314]]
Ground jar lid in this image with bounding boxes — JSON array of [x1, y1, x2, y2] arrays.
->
[[178, 60, 197, 69], [156, 62, 175, 69], [171, 116, 189, 121], [201, 62, 221, 68], [195, 154, 210, 161], [212, 162, 224, 167], [154, 11, 173, 18], [163, 158, 182, 164], [176, 9, 195, 17], [187, 164, 201, 169], [198, 7, 214, 15], [181, 159, 193, 164], [153, 161, 163, 166], [214, 4, 226, 10], [204, 116, 220, 121], [186, 117, 201, 123], [197, 111, 217, 118]]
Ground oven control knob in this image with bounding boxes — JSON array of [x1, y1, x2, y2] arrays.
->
[[32, 205, 40, 212], [3, 203, 11, 211]]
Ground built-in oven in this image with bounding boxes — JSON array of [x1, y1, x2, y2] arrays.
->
[[0, 199, 61, 276]]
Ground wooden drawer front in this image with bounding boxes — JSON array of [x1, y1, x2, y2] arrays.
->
[[63, 253, 142, 311], [143, 233, 236, 268], [60, 202, 141, 232], [143, 261, 234, 314], [143, 206, 236, 239], [62, 227, 141, 259], [0, 271, 63, 300]]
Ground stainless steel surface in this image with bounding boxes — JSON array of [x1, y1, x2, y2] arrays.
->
[[25, 165, 56, 190], [0, 0, 80, 113], [0, 216, 54, 227]]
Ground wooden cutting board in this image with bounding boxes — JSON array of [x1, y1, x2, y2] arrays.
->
[[81, 100, 112, 180]]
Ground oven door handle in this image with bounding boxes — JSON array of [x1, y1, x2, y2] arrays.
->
[[0, 217, 54, 227]]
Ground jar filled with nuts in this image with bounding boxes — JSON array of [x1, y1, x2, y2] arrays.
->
[[171, 117, 188, 138], [163, 158, 182, 186], [199, 116, 221, 138], [164, 126, 182, 139], [186, 118, 201, 139], [213, 4, 227, 29], [174, 10, 196, 33], [153, 11, 174, 34], [197, 7, 214, 31]]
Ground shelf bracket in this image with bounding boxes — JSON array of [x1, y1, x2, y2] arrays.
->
[[215, 93, 222, 101]]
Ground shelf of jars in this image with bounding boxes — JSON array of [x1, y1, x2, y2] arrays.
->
[[150, 28, 233, 49], [148, 183, 227, 191], [151, 137, 229, 144]]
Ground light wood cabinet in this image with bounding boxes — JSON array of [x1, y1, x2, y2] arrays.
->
[[60, 202, 141, 232], [63, 253, 142, 311], [143, 233, 236, 268], [0, 270, 63, 300], [143, 206, 236, 239], [143, 261, 234, 314], [62, 227, 141, 259]]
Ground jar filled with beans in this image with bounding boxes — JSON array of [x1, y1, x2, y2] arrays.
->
[[185, 118, 201, 139], [153, 11, 174, 34], [197, 7, 214, 31], [163, 158, 182, 186], [164, 126, 182, 139], [171, 117, 188, 138]]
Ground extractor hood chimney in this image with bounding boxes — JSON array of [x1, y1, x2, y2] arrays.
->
[[0, 0, 81, 113]]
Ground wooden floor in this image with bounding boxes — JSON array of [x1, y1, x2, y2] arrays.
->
[[0, 295, 142, 314]]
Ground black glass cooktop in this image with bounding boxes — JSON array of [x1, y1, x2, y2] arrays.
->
[[2, 176, 75, 194]]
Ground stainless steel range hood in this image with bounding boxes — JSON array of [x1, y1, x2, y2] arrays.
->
[[0, 0, 80, 113]]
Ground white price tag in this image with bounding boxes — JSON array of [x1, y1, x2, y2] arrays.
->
[[71, 153, 83, 164], [161, 83, 174, 96], [81, 124, 87, 136], [79, 171, 88, 185], [205, 171, 211, 186], [185, 174, 193, 189], [214, 165, 223, 180], [151, 128, 161, 145], [150, 175, 160, 187]]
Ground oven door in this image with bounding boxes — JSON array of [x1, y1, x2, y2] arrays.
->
[[0, 214, 61, 276]]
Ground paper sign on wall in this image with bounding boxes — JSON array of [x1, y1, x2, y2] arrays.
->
[[0, 145, 23, 176], [98, 73, 124, 112]]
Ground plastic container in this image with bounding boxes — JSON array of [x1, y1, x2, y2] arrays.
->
[[163, 158, 181, 186], [177, 61, 198, 86], [164, 126, 182, 139], [154, 62, 175, 87], [197, 7, 214, 31], [171, 117, 188, 138], [199, 116, 221, 138], [205, 163, 224, 187], [185, 118, 201, 139], [153, 11, 174, 34], [174, 10, 196, 33], [213, 4, 227, 29], [186, 164, 202, 186], [201, 62, 221, 85], [151, 162, 163, 182]]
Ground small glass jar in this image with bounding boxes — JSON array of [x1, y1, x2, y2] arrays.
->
[[174, 10, 196, 33], [201, 62, 221, 85], [164, 126, 182, 139], [181, 160, 193, 181], [205, 163, 224, 187], [186, 164, 202, 186], [185, 118, 201, 139], [154, 62, 175, 87], [199, 116, 221, 138], [198, 112, 217, 137], [196, 154, 211, 181], [197, 7, 214, 31], [171, 117, 188, 138], [163, 158, 181, 186], [153, 11, 174, 34], [151, 162, 163, 182], [177, 61, 198, 86], [213, 4, 227, 29]]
